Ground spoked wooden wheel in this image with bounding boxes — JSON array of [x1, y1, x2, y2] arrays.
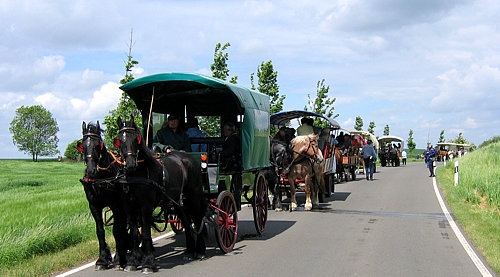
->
[[215, 190, 238, 253], [252, 172, 268, 235], [168, 214, 184, 234]]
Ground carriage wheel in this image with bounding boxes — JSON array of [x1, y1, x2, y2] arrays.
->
[[152, 206, 167, 233], [252, 172, 268, 235], [344, 167, 349, 182], [350, 167, 356, 181], [168, 214, 184, 234], [215, 190, 238, 253]]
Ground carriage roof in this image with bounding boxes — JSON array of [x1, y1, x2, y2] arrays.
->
[[270, 110, 341, 129], [378, 135, 405, 149], [120, 72, 271, 171]]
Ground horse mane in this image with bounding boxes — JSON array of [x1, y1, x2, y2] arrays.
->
[[130, 120, 158, 166], [290, 134, 318, 147], [85, 122, 104, 136]]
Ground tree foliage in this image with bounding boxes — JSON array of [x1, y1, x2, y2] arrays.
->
[[448, 132, 476, 150], [251, 60, 284, 115], [354, 116, 363, 131], [407, 129, 417, 155], [102, 29, 142, 148], [438, 130, 445, 143], [202, 42, 239, 137], [479, 135, 500, 148], [368, 121, 376, 135], [9, 105, 59, 161], [383, 124, 390, 136], [304, 79, 338, 129], [210, 42, 238, 84], [64, 139, 81, 161]]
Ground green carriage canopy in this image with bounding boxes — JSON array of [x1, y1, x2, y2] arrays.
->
[[119, 72, 270, 171]]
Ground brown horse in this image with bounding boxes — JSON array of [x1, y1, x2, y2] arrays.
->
[[288, 134, 324, 211]]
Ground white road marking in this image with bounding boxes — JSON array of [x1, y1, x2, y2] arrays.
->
[[54, 231, 175, 277], [432, 176, 493, 277]]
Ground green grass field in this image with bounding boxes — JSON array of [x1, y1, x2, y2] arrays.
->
[[1, 143, 500, 276]]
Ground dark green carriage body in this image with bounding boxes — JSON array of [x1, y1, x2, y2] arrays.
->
[[119, 72, 271, 171]]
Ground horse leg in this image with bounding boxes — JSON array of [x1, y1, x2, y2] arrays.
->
[[288, 176, 297, 211], [271, 178, 283, 212], [88, 202, 113, 270], [304, 175, 313, 211], [139, 205, 157, 274], [111, 204, 128, 269], [124, 209, 141, 272]]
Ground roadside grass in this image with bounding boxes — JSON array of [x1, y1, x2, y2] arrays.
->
[[0, 160, 173, 277], [437, 142, 500, 275]]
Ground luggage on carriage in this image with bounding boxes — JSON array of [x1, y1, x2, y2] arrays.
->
[[119, 72, 272, 253]]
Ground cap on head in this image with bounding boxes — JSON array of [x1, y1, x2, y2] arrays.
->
[[168, 114, 180, 121]]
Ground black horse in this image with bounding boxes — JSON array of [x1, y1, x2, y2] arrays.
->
[[114, 115, 208, 273], [77, 121, 128, 270], [269, 139, 293, 211]]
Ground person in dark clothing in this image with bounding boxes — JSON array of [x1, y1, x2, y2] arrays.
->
[[153, 114, 191, 152], [424, 143, 437, 177], [273, 126, 292, 145], [219, 122, 240, 160]]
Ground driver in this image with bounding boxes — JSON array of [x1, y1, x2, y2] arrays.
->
[[153, 114, 192, 152]]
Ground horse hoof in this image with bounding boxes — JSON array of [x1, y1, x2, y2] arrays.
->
[[196, 253, 206, 260], [305, 205, 313, 211], [124, 265, 137, 272], [275, 208, 283, 212], [94, 265, 107, 271], [183, 255, 194, 261], [142, 267, 156, 274]]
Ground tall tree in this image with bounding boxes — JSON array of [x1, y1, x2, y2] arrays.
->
[[210, 42, 238, 84], [354, 116, 363, 131], [368, 121, 376, 135], [304, 79, 338, 129], [383, 124, 390, 136], [252, 60, 284, 115], [407, 129, 417, 155], [103, 29, 141, 147], [9, 105, 59, 161], [438, 130, 445, 143]]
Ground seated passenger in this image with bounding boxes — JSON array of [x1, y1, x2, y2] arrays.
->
[[219, 122, 241, 169], [296, 117, 314, 136], [273, 126, 292, 145], [153, 114, 192, 152], [185, 117, 207, 152]]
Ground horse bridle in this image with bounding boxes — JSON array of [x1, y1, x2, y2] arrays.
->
[[117, 127, 144, 166], [82, 132, 122, 171]]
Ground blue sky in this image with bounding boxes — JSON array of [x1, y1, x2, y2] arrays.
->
[[1, 0, 499, 158]]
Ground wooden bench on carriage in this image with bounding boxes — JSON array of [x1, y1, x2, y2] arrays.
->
[[269, 110, 341, 210], [377, 135, 405, 167], [119, 72, 272, 253]]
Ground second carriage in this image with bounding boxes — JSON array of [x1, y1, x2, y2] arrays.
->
[[120, 72, 272, 252], [269, 110, 341, 209]]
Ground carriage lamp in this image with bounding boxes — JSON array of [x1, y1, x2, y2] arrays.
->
[[200, 154, 208, 169]]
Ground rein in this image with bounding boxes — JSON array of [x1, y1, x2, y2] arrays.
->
[[97, 151, 124, 171]]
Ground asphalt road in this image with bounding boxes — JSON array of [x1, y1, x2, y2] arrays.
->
[[56, 162, 496, 277]]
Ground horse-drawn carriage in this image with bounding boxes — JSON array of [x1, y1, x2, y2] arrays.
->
[[377, 135, 404, 167], [78, 72, 274, 273], [436, 142, 470, 161], [343, 128, 378, 174], [269, 110, 341, 211]]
